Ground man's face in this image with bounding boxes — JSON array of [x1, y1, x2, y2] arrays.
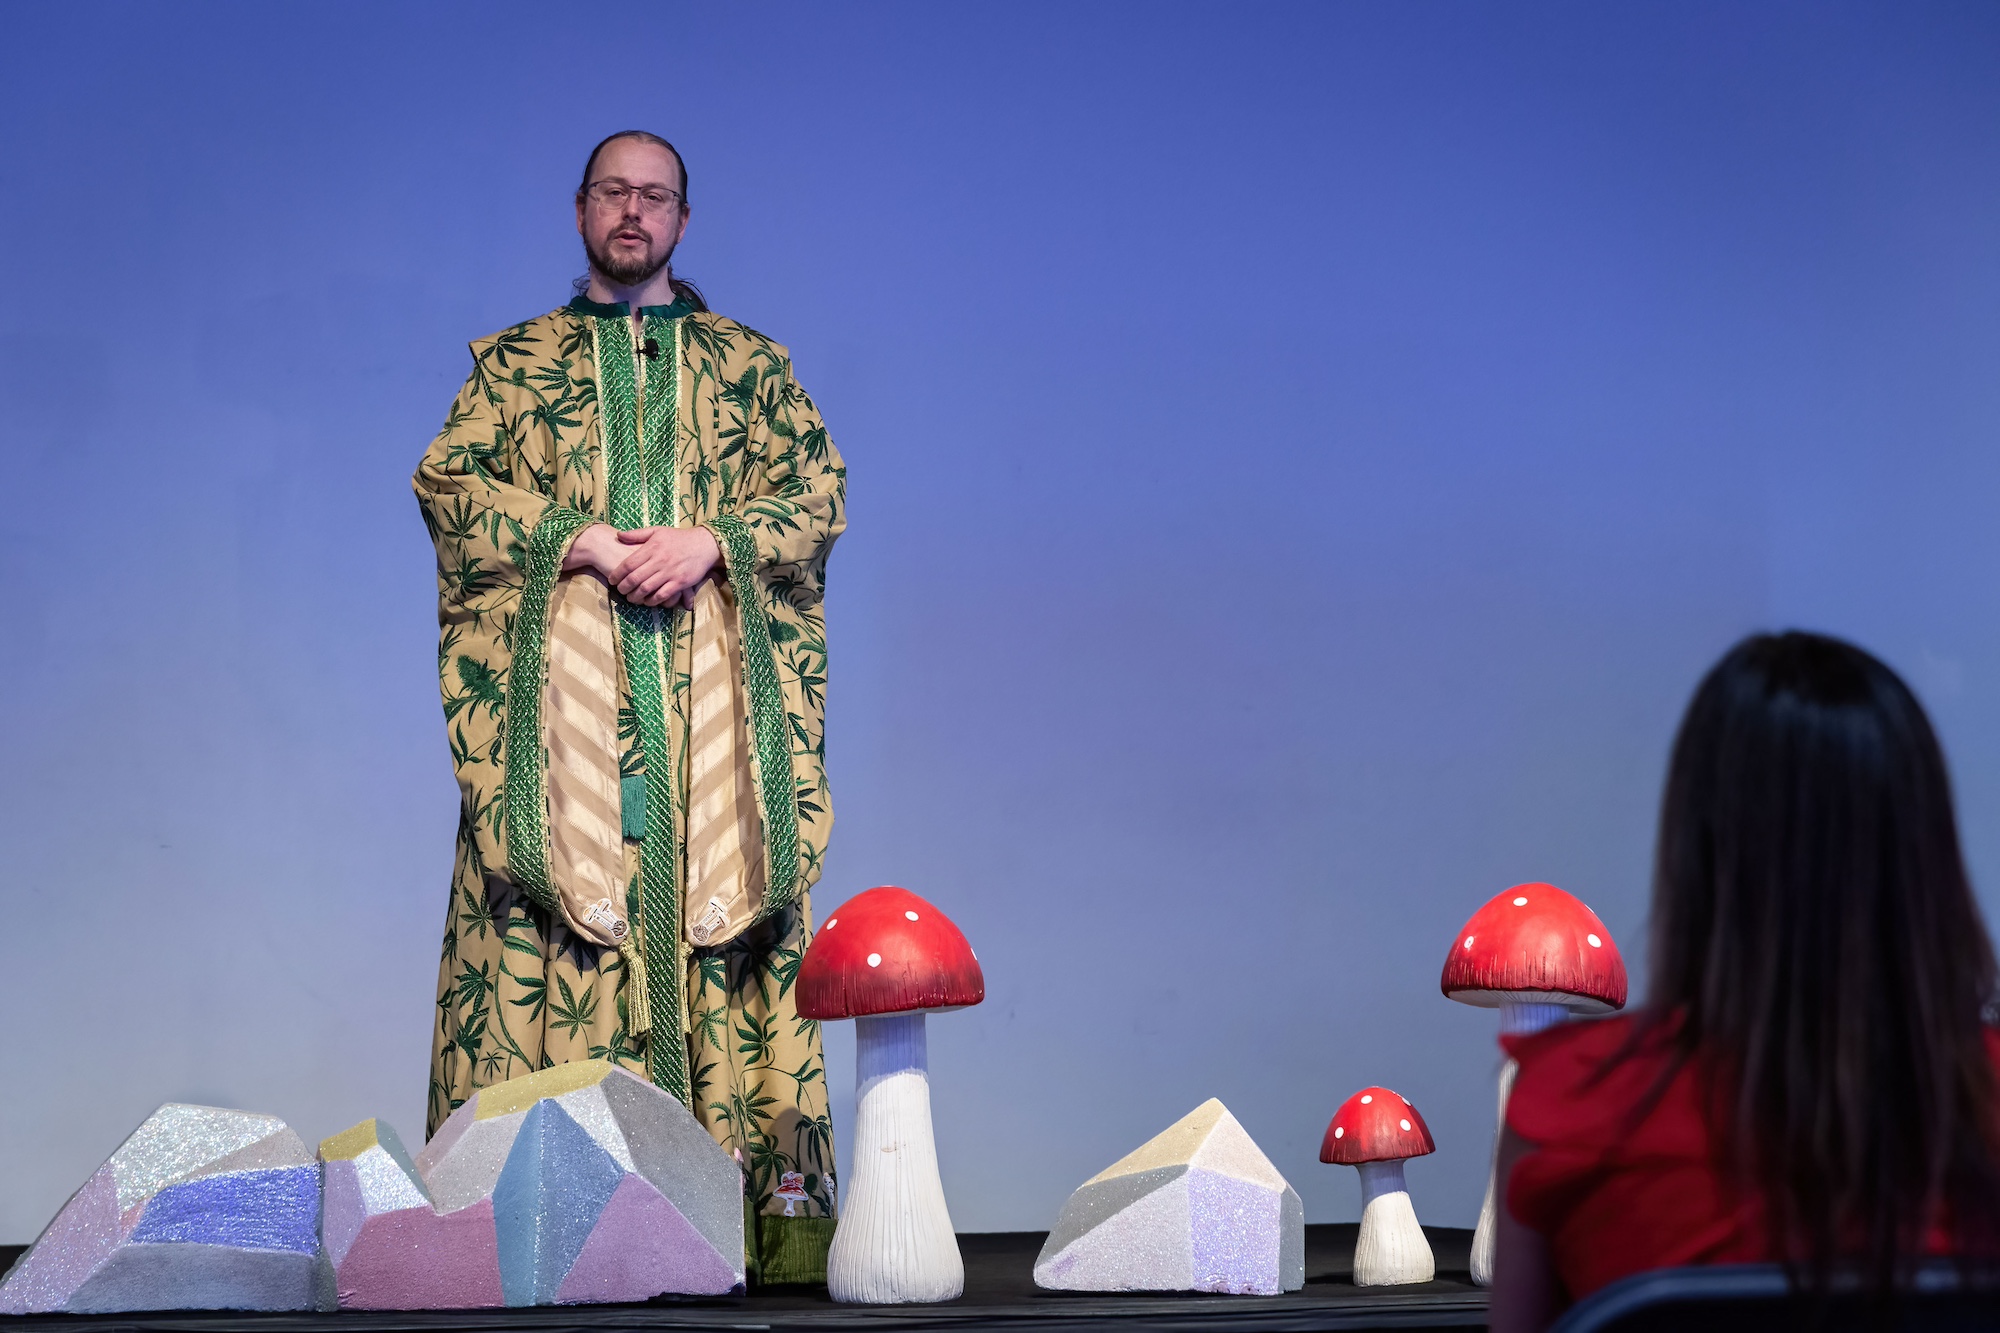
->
[[576, 139, 690, 287]]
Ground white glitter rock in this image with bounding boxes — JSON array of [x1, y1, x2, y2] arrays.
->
[[1033, 1098, 1304, 1295], [0, 1105, 331, 1314]]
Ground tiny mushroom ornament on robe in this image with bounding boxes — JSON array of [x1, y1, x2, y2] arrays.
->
[[1441, 883, 1626, 1287], [1321, 1088, 1437, 1286], [796, 886, 984, 1304]]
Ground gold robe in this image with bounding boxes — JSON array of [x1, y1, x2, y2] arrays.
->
[[412, 295, 845, 1282]]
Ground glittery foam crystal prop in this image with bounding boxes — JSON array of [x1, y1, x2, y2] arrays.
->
[[319, 1119, 502, 1309], [0, 1104, 331, 1314], [1033, 1099, 1304, 1295], [399, 1059, 744, 1306]]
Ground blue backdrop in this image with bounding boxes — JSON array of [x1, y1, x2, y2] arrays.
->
[[3, 1, 1998, 1241]]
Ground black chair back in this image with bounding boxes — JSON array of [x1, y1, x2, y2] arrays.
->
[[1551, 1262, 2000, 1332]]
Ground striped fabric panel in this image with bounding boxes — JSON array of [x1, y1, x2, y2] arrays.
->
[[683, 577, 766, 947], [543, 571, 628, 945]]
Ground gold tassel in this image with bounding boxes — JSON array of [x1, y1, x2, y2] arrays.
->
[[680, 934, 693, 1037], [621, 925, 652, 1037]]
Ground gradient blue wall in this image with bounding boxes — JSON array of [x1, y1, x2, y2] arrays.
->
[[3, 2, 1998, 1241]]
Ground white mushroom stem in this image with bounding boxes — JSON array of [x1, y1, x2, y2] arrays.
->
[[1353, 1159, 1434, 1286], [1470, 999, 1571, 1287], [827, 1013, 964, 1304]]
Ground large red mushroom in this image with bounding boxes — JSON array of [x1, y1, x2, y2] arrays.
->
[[1440, 882, 1626, 1285], [796, 886, 983, 1303], [1321, 1087, 1436, 1286]]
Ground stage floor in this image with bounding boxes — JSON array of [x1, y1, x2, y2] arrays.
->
[[0, 1226, 1487, 1332]]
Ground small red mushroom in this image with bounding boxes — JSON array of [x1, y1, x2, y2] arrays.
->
[[1440, 882, 1626, 1286], [797, 887, 984, 1304], [1320, 1088, 1436, 1286], [1320, 1087, 1435, 1168]]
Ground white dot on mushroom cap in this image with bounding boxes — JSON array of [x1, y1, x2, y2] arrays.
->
[[825, 918, 837, 929], [1400, 1119, 1412, 1131], [905, 910, 919, 921], [1588, 933, 1603, 948], [1513, 896, 1529, 906], [867, 953, 881, 967], [1464, 936, 1475, 949], [1333, 1126, 1344, 1139], [1360, 1094, 1372, 1104]]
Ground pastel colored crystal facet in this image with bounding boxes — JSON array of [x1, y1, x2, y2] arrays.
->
[[1034, 1099, 1304, 1295], [0, 1105, 331, 1314], [398, 1059, 744, 1306], [318, 1119, 502, 1309]]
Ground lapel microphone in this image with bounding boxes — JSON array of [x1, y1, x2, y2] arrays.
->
[[640, 338, 660, 359]]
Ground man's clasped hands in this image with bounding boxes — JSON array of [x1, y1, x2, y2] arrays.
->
[[561, 522, 722, 610]]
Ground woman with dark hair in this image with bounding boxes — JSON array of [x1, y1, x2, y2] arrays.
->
[[1492, 631, 2000, 1330]]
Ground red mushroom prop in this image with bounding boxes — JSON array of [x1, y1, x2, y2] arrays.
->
[[797, 887, 984, 1303], [1321, 1087, 1437, 1286], [1440, 883, 1626, 1286]]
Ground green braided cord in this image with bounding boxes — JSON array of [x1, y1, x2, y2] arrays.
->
[[501, 503, 599, 918], [619, 599, 685, 1103], [591, 311, 690, 1106], [708, 514, 803, 920], [640, 312, 687, 1103]]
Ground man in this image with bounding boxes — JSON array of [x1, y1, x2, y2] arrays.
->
[[413, 131, 845, 1284]]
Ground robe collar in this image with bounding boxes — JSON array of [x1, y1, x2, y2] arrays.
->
[[568, 293, 697, 320]]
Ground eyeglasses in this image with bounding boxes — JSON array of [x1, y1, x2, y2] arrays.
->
[[584, 181, 684, 214]]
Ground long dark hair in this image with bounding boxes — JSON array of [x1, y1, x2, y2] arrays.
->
[[573, 130, 708, 312], [1642, 631, 2000, 1285]]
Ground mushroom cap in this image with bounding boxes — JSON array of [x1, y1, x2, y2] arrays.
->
[[1439, 882, 1627, 1014], [795, 886, 985, 1020], [1320, 1086, 1436, 1165]]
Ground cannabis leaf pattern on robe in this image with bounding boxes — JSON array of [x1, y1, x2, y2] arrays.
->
[[413, 299, 845, 1281]]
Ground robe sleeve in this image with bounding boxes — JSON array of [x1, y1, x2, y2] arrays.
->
[[705, 352, 847, 586], [701, 346, 846, 923], [412, 349, 598, 909], [412, 355, 597, 611]]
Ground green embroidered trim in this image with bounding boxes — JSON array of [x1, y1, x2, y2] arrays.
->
[[640, 313, 678, 524], [567, 294, 697, 320], [591, 311, 691, 1107], [500, 503, 598, 917], [708, 514, 803, 920], [594, 315, 640, 527]]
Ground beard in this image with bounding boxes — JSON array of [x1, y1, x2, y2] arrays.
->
[[585, 228, 674, 287]]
